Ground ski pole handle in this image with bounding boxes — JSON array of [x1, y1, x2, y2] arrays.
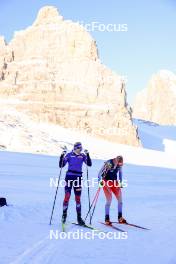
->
[[84, 149, 89, 154]]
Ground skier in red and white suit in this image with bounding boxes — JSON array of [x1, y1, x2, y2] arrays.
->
[[98, 155, 126, 224]]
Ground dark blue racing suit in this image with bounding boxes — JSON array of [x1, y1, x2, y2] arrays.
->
[[59, 151, 92, 215]]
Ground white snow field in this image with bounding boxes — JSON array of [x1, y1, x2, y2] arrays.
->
[[0, 114, 176, 264], [0, 148, 176, 264]]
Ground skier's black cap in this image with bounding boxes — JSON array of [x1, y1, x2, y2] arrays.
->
[[116, 155, 123, 163]]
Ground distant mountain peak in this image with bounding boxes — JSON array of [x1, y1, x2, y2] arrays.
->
[[133, 70, 176, 125], [33, 6, 63, 26]]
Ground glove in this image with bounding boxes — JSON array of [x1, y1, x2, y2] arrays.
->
[[60, 145, 67, 155], [118, 181, 123, 188], [84, 149, 89, 154], [99, 179, 104, 188], [62, 150, 67, 155]]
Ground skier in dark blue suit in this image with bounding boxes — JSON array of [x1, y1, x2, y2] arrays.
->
[[59, 142, 92, 225]]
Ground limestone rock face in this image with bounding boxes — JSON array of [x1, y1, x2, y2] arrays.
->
[[133, 70, 176, 125], [0, 6, 140, 146], [33, 6, 63, 26]]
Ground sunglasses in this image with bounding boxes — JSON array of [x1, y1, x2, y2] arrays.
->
[[76, 146, 82, 150]]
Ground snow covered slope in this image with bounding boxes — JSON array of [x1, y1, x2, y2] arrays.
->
[[134, 119, 176, 153], [0, 150, 176, 264], [0, 109, 176, 169]]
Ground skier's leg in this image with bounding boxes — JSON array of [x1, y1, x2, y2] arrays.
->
[[73, 177, 84, 225], [111, 181, 126, 222], [103, 181, 112, 223], [62, 179, 73, 222], [73, 177, 82, 214], [74, 187, 82, 215]]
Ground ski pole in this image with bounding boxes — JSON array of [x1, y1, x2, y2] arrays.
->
[[90, 187, 101, 225], [84, 187, 100, 222], [86, 163, 91, 224], [49, 153, 65, 225]]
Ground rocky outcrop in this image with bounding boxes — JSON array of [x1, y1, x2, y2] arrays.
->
[[133, 70, 176, 125], [0, 6, 140, 146]]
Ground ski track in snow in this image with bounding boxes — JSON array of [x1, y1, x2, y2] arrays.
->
[[10, 235, 50, 264], [8, 224, 127, 264]]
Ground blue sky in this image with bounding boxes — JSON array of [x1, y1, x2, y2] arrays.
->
[[0, 0, 175, 103]]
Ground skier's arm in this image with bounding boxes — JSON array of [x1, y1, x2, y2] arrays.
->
[[119, 166, 123, 183], [86, 153, 92, 166], [59, 153, 69, 168], [98, 164, 105, 182], [83, 150, 92, 167], [98, 161, 111, 181]]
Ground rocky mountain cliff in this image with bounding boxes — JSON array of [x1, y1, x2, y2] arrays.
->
[[133, 70, 176, 125], [0, 6, 140, 146]]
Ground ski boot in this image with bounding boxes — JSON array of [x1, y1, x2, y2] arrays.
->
[[105, 215, 112, 225], [118, 214, 127, 224], [77, 213, 85, 226]]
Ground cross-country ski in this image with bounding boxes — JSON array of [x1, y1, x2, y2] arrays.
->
[[112, 222, 150, 230]]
